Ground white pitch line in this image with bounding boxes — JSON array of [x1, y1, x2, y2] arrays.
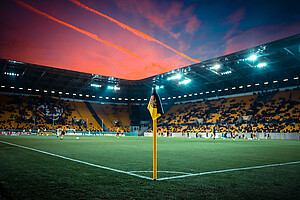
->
[[129, 170, 193, 175], [0, 140, 152, 180], [157, 161, 300, 181]]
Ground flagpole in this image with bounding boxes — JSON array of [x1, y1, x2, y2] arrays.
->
[[153, 118, 157, 181]]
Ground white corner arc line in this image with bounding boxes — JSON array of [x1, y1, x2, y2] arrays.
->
[[157, 161, 300, 181], [0, 140, 152, 180]]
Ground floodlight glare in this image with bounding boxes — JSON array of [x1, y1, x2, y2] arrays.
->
[[256, 62, 267, 68], [210, 64, 220, 70], [167, 74, 181, 80], [91, 84, 101, 88], [179, 79, 191, 85], [247, 55, 257, 61]]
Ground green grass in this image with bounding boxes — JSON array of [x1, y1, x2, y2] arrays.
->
[[0, 135, 299, 199]]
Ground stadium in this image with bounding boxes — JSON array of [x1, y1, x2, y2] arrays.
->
[[0, 0, 300, 199]]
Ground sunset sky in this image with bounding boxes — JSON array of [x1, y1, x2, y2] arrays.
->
[[1, 0, 299, 80]]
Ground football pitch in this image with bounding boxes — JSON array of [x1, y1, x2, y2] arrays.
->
[[0, 135, 299, 199]]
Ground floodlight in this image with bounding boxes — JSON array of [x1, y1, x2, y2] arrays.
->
[[19, 88, 23, 90], [232, 87, 236, 90], [58, 92, 62, 94], [28, 88, 32, 91], [1, 85, 5, 88], [255, 83, 260, 86], [247, 55, 257, 61], [167, 74, 181, 80], [162, 98, 165, 100], [239, 86, 243, 88], [91, 84, 101, 88], [264, 82, 268, 85], [10, 87, 15, 89], [36, 89, 40, 92], [43, 90, 47, 92], [51, 91, 55, 93], [283, 79, 288, 82], [212, 91, 215, 93], [112, 97, 115, 100], [247, 85, 251, 87], [294, 77, 299, 80], [273, 81, 278, 83], [210, 64, 220, 70], [79, 94, 83, 96], [179, 79, 191, 85], [256, 62, 267, 68]]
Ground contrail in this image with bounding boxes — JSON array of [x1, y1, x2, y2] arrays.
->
[[14, 0, 159, 65], [70, 0, 201, 63]]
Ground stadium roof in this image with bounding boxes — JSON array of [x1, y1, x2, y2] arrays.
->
[[0, 34, 300, 103]]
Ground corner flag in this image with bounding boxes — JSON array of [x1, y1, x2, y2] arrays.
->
[[147, 89, 164, 181], [147, 89, 164, 120]]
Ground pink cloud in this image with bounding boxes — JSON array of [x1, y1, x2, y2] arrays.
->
[[185, 15, 201, 34], [226, 7, 245, 25]]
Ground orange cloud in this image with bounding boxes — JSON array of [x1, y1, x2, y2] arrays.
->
[[13, 0, 156, 65]]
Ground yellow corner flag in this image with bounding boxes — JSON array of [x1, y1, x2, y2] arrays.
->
[[147, 89, 164, 181], [147, 89, 164, 120]]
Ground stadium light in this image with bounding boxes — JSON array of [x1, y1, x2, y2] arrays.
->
[[184, 95, 187, 97], [131, 98, 135, 101], [66, 93, 69, 95], [79, 94, 83, 96], [86, 95, 89, 97], [167, 74, 181, 80], [256, 62, 267, 68], [92, 96, 95, 98], [162, 98, 165, 100], [206, 91, 209, 94], [224, 88, 229, 91], [247, 54, 257, 61], [212, 91, 215, 93], [179, 78, 191, 85], [273, 81, 278, 83], [99, 96, 103, 98], [200, 92, 203, 95], [10, 86, 15, 89], [188, 94, 192, 96], [125, 98, 128, 101], [106, 97, 109, 99], [28, 88, 32, 91], [43, 90, 47, 93], [255, 83, 260, 86], [19, 88, 23, 90], [194, 93, 198, 95], [36, 89, 40, 92], [168, 97, 171, 99], [138, 99, 141, 101], [118, 98, 122, 100], [155, 85, 164, 90], [294, 77, 299, 80], [112, 97, 115, 100], [247, 85, 251, 87], [232, 87, 236, 90], [59, 92, 62, 94], [91, 84, 101, 88], [1, 85, 5, 88], [108, 85, 120, 90], [144, 99, 147, 101], [73, 93, 76, 96], [51, 91, 55, 93], [239, 86, 243, 89], [210, 64, 220, 70], [178, 96, 181, 98], [264, 82, 268, 85], [218, 89, 222, 92], [173, 97, 176, 99], [283, 79, 288, 82]]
